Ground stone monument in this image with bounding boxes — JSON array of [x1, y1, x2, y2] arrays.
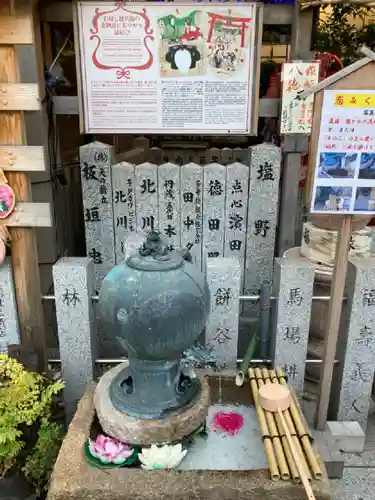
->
[[94, 231, 211, 445], [285, 220, 372, 395]]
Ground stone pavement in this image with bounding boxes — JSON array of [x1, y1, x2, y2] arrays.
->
[[331, 410, 375, 500], [303, 399, 375, 499]]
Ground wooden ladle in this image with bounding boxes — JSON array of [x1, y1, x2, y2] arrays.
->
[[258, 383, 316, 500]]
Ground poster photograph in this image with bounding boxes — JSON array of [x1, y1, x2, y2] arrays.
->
[[75, 1, 257, 134], [280, 62, 319, 135], [311, 89, 375, 215]]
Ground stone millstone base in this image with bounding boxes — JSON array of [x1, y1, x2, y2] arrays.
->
[[94, 363, 210, 446], [47, 385, 333, 500]]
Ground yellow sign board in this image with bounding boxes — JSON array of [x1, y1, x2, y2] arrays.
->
[[334, 93, 375, 108]]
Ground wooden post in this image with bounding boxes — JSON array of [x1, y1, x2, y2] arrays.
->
[[302, 50, 375, 429], [0, 1, 49, 370], [278, 143, 306, 256], [277, 4, 314, 256], [315, 215, 352, 429]]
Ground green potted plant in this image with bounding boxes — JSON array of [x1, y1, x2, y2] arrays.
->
[[0, 354, 64, 498]]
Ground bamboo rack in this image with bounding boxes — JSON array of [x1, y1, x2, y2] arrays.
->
[[249, 366, 323, 483]]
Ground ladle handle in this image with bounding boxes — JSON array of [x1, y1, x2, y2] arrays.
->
[[277, 408, 316, 500]]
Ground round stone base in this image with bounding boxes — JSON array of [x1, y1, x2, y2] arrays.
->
[[94, 362, 210, 446]]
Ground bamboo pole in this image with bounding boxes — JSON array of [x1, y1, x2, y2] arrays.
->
[[254, 368, 290, 480], [274, 406, 300, 482], [265, 368, 312, 480], [249, 369, 280, 481], [275, 367, 323, 480], [261, 370, 299, 481], [235, 331, 258, 387]]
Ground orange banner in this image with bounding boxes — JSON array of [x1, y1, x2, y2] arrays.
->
[[334, 93, 375, 108]]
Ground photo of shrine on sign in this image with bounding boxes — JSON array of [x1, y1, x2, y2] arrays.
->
[[75, 1, 257, 135], [311, 90, 375, 215]]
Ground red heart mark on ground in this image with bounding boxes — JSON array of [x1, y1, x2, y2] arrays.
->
[[212, 411, 244, 436]]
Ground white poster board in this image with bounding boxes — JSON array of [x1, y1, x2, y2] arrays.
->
[[280, 62, 320, 134], [311, 89, 375, 215], [75, 1, 257, 135]]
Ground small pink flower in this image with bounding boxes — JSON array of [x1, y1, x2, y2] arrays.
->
[[88, 434, 133, 465]]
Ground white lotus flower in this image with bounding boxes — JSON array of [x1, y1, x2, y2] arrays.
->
[[138, 443, 187, 470]]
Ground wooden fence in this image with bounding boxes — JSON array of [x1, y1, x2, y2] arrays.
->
[[80, 142, 281, 304]]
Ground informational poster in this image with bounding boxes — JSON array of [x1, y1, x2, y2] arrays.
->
[[280, 62, 319, 134], [76, 1, 257, 134], [311, 90, 375, 215]]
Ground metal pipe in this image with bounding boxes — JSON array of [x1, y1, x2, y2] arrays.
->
[[259, 280, 272, 358], [41, 294, 344, 303], [47, 357, 339, 365], [239, 295, 344, 302], [239, 295, 260, 301], [40, 294, 100, 301]]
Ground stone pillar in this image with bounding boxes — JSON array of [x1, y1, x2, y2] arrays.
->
[[220, 147, 234, 165], [53, 258, 97, 422], [332, 258, 375, 431], [135, 162, 159, 235], [232, 147, 249, 165], [0, 259, 20, 354], [244, 144, 281, 315], [180, 163, 203, 269], [203, 163, 226, 261], [205, 257, 241, 368], [224, 162, 250, 286], [158, 163, 181, 251], [80, 142, 116, 293], [112, 162, 136, 263], [272, 256, 315, 394]]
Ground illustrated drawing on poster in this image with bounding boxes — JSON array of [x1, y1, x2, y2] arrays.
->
[[280, 62, 320, 134], [76, 1, 257, 134], [311, 90, 375, 215]]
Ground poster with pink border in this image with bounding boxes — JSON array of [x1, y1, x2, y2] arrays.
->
[[76, 1, 257, 134]]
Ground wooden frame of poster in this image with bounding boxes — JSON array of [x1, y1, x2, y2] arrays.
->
[[73, 0, 262, 135]]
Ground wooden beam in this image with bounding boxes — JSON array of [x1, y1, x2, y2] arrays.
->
[[277, 152, 301, 256], [0, 145, 46, 171], [290, 5, 314, 59], [360, 45, 375, 62], [0, 16, 33, 44], [0, 1, 47, 371], [0, 83, 40, 111], [259, 98, 279, 118], [41, 22, 53, 68], [0, 202, 52, 227], [52, 95, 78, 115], [298, 57, 372, 100], [42, 2, 294, 25], [263, 4, 293, 25], [40, 1, 73, 22]]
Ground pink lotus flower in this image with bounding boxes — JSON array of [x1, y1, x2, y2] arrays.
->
[[88, 434, 134, 465]]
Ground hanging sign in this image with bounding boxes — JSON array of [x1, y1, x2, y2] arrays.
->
[[75, 0, 257, 135], [280, 62, 320, 134], [311, 89, 375, 215]]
